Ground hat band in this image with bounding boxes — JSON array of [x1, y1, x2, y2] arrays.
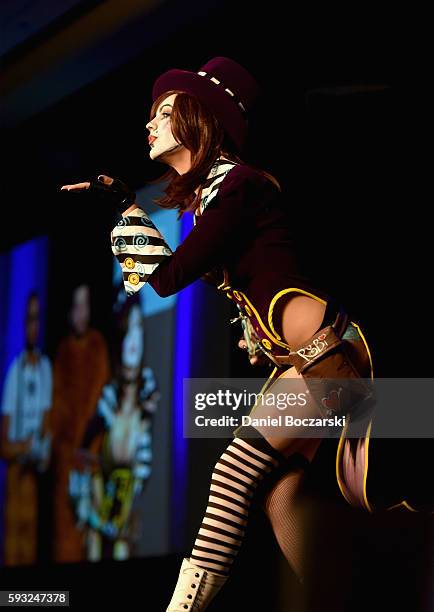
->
[[197, 71, 247, 115]]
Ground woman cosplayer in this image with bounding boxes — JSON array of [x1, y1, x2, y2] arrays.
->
[[61, 57, 417, 611]]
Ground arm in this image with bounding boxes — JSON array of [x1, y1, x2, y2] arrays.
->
[[0, 416, 31, 460], [0, 360, 32, 460], [40, 356, 52, 437], [132, 423, 152, 496], [111, 167, 268, 297]]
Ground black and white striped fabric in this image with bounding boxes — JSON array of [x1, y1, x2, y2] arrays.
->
[[194, 157, 238, 223], [190, 437, 283, 576], [111, 211, 173, 296]]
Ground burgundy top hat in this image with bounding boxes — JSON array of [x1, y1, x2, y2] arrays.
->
[[152, 57, 260, 152]]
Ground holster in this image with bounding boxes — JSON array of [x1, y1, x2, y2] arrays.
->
[[284, 309, 374, 420]]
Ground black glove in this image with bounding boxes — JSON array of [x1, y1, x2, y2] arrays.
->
[[88, 175, 136, 214], [61, 175, 136, 215]]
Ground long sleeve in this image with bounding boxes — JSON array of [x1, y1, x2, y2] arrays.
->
[[111, 209, 174, 296], [111, 165, 274, 298]]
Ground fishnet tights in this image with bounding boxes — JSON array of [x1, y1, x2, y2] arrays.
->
[[261, 465, 307, 583]]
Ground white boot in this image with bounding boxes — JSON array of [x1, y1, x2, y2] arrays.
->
[[167, 558, 228, 611]]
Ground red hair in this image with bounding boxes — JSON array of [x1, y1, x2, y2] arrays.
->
[[149, 90, 280, 218]]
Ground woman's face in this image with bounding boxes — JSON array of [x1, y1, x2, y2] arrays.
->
[[146, 93, 184, 161], [121, 305, 144, 374]]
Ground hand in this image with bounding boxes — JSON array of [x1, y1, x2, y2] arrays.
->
[[60, 174, 137, 214], [238, 337, 269, 366], [22, 436, 33, 454], [15, 436, 33, 464], [28, 434, 51, 472], [60, 180, 92, 192]]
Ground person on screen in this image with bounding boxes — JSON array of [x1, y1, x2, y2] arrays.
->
[[60, 57, 418, 610], [51, 283, 110, 563], [69, 299, 160, 561], [0, 292, 52, 566]]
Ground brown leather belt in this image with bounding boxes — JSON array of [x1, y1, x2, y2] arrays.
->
[[261, 302, 350, 370], [226, 287, 350, 370]]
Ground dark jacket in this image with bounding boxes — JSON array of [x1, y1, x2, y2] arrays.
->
[[110, 161, 330, 339]]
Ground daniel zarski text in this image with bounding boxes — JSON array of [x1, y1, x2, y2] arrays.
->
[[192, 390, 346, 428], [194, 415, 346, 428]]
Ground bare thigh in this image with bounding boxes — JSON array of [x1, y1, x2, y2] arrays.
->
[[250, 365, 324, 460], [253, 325, 372, 460], [281, 294, 326, 348]]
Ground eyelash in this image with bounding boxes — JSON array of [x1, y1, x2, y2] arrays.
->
[[147, 112, 170, 127]]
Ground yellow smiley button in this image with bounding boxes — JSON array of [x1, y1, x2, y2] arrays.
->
[[128, 273, 140, 285], [124, 257, 135, 270], [262, 339, 272, 350]]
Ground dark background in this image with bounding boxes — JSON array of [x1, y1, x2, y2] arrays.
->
[[1, 1, 432, 610]]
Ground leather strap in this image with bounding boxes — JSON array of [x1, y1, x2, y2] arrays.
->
[[270, 307, 350, 371]]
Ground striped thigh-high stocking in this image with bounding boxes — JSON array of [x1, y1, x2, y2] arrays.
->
[[190, 432, 286, 576]]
